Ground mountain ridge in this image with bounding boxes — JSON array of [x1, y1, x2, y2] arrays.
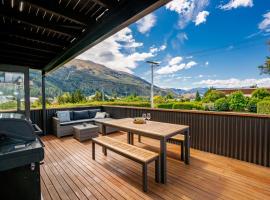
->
[[30, 59, 175, 98]]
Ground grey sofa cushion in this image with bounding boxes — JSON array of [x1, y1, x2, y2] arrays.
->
[[60, 118, 95, 126], [57, 111, 70, 122], [73, 110, 89, 120], [88, 109, 101, 118], [69, 111, 74, 120]]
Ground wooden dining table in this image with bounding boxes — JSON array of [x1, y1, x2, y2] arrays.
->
[[99, 118, 190, 184]]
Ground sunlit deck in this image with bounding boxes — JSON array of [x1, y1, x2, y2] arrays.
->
[[41, 132, 270, 200]]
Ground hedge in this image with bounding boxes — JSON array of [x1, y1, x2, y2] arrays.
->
[[257, 100, 270, 114], [172, 102, 203, 110], [156, 103, 174, 109]]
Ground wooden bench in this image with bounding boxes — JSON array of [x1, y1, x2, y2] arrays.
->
[[167, 134, 185, 161], [92, 136, 160, 192], [139, 134, 186, 161]]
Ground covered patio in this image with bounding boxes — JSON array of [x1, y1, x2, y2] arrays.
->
[[0, 0, 270, 200]]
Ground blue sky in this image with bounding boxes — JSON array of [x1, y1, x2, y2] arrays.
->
[[77, 0, 270, 89]]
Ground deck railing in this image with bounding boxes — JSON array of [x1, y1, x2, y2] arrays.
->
[[30, 106, 270, 167]]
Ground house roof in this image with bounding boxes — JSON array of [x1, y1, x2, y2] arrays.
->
[[217, 88, 270, 95], [0, 0, 170, 73]]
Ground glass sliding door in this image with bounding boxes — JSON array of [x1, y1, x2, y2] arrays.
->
[[0, 71, 25, 113]]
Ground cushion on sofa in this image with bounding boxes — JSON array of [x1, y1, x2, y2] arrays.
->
[[95, 112, 106, 119], [57, 111, 70, 122], [69, 111, 74, 120], [88, 109, 101, 118], [73, 110, 89, 120], [60, 118, 95, 126]]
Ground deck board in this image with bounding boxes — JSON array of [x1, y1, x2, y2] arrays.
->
[[41, 132, 270, 200]]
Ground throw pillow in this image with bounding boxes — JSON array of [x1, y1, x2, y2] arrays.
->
[[57, 111, 70, 122], [95, 112, 106, 119]]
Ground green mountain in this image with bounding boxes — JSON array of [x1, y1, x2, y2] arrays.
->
[[30, 59, 174, 98]]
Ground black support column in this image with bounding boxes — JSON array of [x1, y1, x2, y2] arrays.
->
[[41, 70, 47, 135]]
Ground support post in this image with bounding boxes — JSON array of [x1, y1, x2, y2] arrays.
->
[[92, 142, 95, 160], [150, 63, 154, 108], [41, 70, 47, 135], [24, 68, 30, 120]]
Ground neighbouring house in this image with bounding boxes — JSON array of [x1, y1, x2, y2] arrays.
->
[[217, 88, 270, 97]]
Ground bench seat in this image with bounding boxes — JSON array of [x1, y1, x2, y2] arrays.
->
[[92, 136, 159, 192]]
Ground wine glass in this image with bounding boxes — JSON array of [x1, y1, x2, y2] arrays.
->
[[146, 113, 151, 120], [142, 113, 147, 119]]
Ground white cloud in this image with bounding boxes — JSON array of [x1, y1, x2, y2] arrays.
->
[[259, 12, 270, 32], [165, 0, 209, 28], [156, 56, 197, 75], [219, 0, 253, 10], [205, 61, 209, 66], [136, 13, 157, 34], [194, 11, 209, 26], [194, 78, 270, 88], [77, 28, 165, 73], [169, 56, 183, 65], [150, 44, 167, 53]]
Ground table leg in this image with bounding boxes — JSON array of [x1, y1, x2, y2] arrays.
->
[[130, 133, 134, 145], [102, 125, 106, 154], [138, 135, 141, 143], [160, 138, 167, 184], [184, 129, 190, 165], [101, 124, 106, 136], [127, 132, 131, 144]]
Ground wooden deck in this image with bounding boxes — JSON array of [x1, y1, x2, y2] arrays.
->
[[41, 132, 270, 200]]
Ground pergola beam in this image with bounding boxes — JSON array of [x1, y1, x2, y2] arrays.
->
[[23, 0, 90, 26], [0, 27, 70, 47], [91, 0, 117, 8], [0, 10, 78, 37]]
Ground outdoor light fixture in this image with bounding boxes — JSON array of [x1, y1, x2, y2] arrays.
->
[[146, 61, 159, 108]]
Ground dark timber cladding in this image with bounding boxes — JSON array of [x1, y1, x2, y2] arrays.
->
[[0, 0, 170, 72]]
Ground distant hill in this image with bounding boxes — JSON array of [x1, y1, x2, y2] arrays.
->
[[170, 87, 208, 96], [30, 59, 174, 98]]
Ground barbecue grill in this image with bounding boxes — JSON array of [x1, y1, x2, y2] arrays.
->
[[0, 115, 44, 200]]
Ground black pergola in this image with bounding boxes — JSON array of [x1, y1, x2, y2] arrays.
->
[[0, 0, 170, 133]]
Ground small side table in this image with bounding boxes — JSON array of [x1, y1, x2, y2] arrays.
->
[[73, 124, 99, 142]]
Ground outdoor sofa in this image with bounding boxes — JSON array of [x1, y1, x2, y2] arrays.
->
[[52, 109, 119, 138]]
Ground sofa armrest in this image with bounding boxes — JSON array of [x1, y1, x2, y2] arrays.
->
[[52, 117, 60, 125]]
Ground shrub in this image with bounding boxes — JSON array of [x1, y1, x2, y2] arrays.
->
[[214, 98, 229, 111], [247, 98, 260, 113], [263, 96, 270, 101], [202, 103, 215, 111], [203, 90, 225, 103], [228, 91, 247, 112], [251, 88, 270, 100], [156, 103, 173, 109], [153, 96, 165, 104], [172, 102, 203, 110], [257, 100, 270, 114]]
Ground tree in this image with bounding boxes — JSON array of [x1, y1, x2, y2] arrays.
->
[[214, 98, 229, 111], [228, 91, 247, 112], [153, 95, 165, 104], [92, 91, 102, 101], [251, 88, 270, 100], [165, 92, 174, 100], [195, 90, 201, 101], [203, 90, 225, 103], [258, 56, 270, 75], [71, 90, 86, 103], [258, 41, 270, 74]]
